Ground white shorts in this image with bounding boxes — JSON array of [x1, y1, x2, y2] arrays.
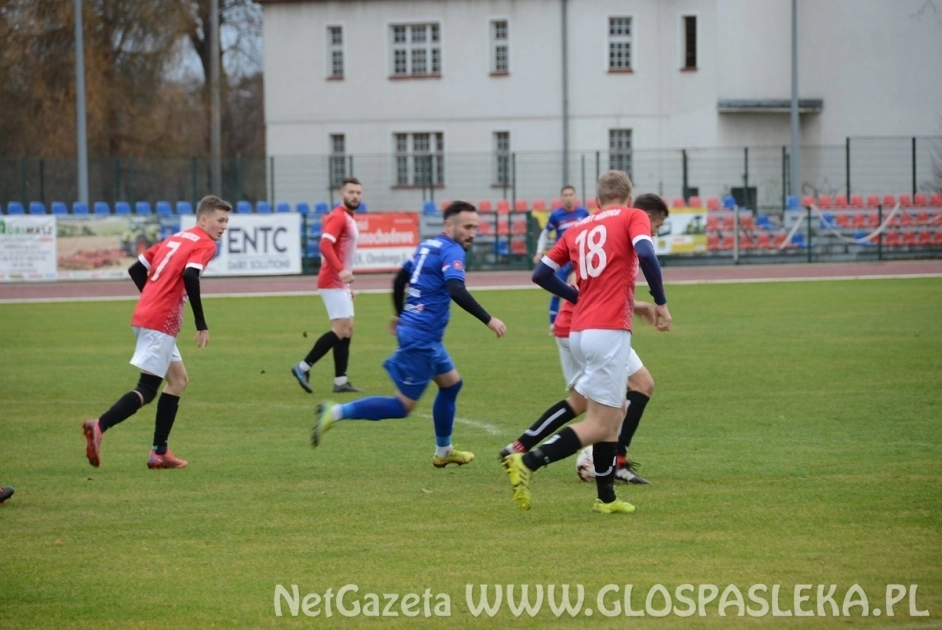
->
[[568, 329, 632, 408], [130, 327, 181, 378], [320, 288, 354, 320], [557, 336, 643, 386]]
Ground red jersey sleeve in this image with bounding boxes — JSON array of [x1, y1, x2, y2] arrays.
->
[[140, 242, 161, 269], [544, 230, 572, 270], [626, 209, 653, 247], [187, 238, 217, 273], [320, 211, 346, 271]]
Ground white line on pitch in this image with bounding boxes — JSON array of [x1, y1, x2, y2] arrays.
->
[[417, 412, 504, 436]]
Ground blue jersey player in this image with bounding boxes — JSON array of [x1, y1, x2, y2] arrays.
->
[[532, 185, 590, 327], [311, 201, 507, 467]]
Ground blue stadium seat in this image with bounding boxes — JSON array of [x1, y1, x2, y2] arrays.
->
[[356, 202, 367, 214], [29, 201, 46, 215], [176, 201, 193, 215], [115, 201, 131, 215], [6, 202, 25, 214], [72, 202, 89, 215], [722, 195, 736, 209], [296, 202, 311, 215], [819, 212, 835, 229], [51, 201, 69, 215], [423, 200, 437, 215], [236, 200, 253, 213], [135, 201, 152, 215], [276, 202, 291, 213], [786, 195, 800, 209], [305, 241, 321, 258], [156, 201, 173, 216], [93, 202, 110, 215], [791, 232, 806, 247], [756, 214, 773, 230], [315, 201, 330, 214], [853, 229, 873, 244], [256, 201, 272, 213]]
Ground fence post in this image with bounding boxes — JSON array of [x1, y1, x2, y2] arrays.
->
[[20, 156, 27, 203], [845, 137, 851, 195], [682, 149, 689, 199], [129, 156, 136, 205], [733, 204, 740, 264], [511, 152, 517, 208], [268, 156, 275, 203], [911, 137, 917, 197], [806, 203, 812, 263], [743, 147, 750, 209], [39, 158, 45, 204], [116, 157, 123, 202], [877, 203, 883, 261], [781, 146, 787, 211]]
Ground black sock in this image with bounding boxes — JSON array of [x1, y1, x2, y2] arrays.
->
[[517, 400, 577, 451], [593, 441, 618, 503], [304, 331, 340, 367], [618, 391, 650, 457], [522, 427, 582, 471], [98, 392, 143, 432], [152, 393, 180, 454], [333, 336, 351, 378]]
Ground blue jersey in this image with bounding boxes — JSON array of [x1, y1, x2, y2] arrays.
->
[[546, 206, 591, 240], [398, 234, 467, 343]]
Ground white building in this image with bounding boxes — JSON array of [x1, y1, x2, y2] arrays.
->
[[259, 0, 942, 209]]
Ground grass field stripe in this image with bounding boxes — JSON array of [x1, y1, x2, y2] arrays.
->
[[417, 412, 503, 435]]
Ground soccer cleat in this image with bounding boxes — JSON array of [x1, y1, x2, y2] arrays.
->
[[433, 448, 475, 468], [291, 365, 313, 393], [0, 486, 14, 504], [82, 419, 102, 468], [332, 382, 363, 393], [615, 461, 650, 485], [311, 400, 337, 447], [147, 450, 188, 469], [502, 453, 532, 511], [592, 498, 636, 514]]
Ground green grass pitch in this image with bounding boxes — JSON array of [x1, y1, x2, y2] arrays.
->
[[1, 278, 940, 628]]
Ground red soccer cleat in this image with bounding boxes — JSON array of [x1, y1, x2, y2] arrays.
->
[[82, 419, 102, 468], [147, 450, 188, 469]]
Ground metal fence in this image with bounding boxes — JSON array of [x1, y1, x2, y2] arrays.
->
[[3, 137, 940, 212]]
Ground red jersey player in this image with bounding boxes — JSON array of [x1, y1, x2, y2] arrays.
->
[[291, 177, 364, 394], [82, 195, 231, 469], [502, 170, 672, 514]]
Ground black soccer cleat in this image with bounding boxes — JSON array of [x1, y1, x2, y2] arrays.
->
[[291, 365, 313, 393], [615, 461, 650, 485], [0, 486, 14, 504], [332, 382, 363, 393]]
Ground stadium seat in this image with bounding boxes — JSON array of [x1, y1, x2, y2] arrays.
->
[[918, 229, 932, 245], [740, 214, 755, 230], [93, 201, 110, 215], [550, 198, 562, 210], [439, 199, 452, 211], [791, 232, 807, 247], [177, 201, 193, 215], [723, 195, 736, 209], [707, 233, 720, 250], [5, 202, 24, 214], [902, 230, 916, 246], [883, 194, 896, 208], [237, 201, 253, 213], [356, 202, 367, 214], [497, 215, 510, 236], [935, 230, 942, 245], [477, 218, 493, 235], [706, 196, 720, 210], [51, 201, 68, 215], [819, 212, 835, 229], [531, 199, 546, 211], [688, 196, 702, 208], [773, 232, 788, 248], [900, 212, 913, 227], [786, 195, 799, 209], [587, 197, 599, 211], [834, 194, 848, 208], [885, 231, 901, 246], [802, 195, 815, 208], [852, 213, 866, 229], [706, 215, 719, 231], [72, 202, 88, 215], [135, 201, 152, 215], [850, 194, 864, 208], [853, 229, 870, 243], [757, 232, 772, 248], [256, 201, 272, 213], [931, 193, 942, 206], [722, 214, 734, 231], [497, 199, 510, 213], [422, 200, 437, 215], [511, 215, 527, 235], [916, 210, 929, 224], [756, 214, 773, 230], [898, 194, 912, 207], [914, 193, 928, 206], [156, 201, 173, 216], [836, 213, 851, 228], [115, 202, 131, 215], [276, 202, 291, 213], [28, 201, 46, 215], [315, 202, 330, 214], [478, 200, 493, 212], [514, 199, 528, 212], [739, 234, 755, 250], [865, 194, 879, 207], [296, 202, 311, 215], [510, 237, 528, 256], [720, 234, 734, 250], [672, 196, 686, 208], [867, 212, 879, 228], [817, 194, 832, 209]]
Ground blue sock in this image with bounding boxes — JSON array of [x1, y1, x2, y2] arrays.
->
[[433, 380, 463, 447], [549, 296, 560, 324], [340, 397, 408, 421]]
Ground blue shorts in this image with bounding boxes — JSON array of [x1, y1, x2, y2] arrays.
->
[[383, 327, 455, 402]]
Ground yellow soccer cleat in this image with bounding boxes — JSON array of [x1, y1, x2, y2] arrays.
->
[[311, 400, 337, 447], [503, 453, 532, 511], [592, 498, 636, 514], [433, 448, 475, 468]]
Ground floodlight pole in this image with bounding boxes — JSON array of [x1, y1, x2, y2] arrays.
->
[[561, 0, 570, 185], [75, 0, 89, 204], [790, 0, 800, 199], [210, 0, 222, 195]]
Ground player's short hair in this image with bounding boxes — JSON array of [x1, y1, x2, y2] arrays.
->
[[560, 185, 576, 195], [443, 201, 477, 222], [633, 193, 670, 218], [196, 195, 232, 217], [596, 170, 633, 206], [341, 177, 361, 188]]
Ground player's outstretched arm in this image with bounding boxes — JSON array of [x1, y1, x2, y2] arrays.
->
[[128, 260, 148, 293], [445, 279, 503, 336], [532, 262, 579, 304], [634, 240, 672, 332], [182, 267, 210, 346]]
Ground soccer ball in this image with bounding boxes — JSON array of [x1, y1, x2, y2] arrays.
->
[[575, 446, 595, 482]]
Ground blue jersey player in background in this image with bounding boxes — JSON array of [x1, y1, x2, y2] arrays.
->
[[311, 201, 507, 467], [531, 185, 590, 328]]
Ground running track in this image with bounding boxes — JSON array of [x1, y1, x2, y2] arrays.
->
[[1, 259, 940, 303]]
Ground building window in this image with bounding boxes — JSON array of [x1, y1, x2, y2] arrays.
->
[[391, 23, 441, 77], [609, 129, 632, 176], [394, 132, 444, 186], [328, 26, 343, 79], [683, 16, 697, 70], [491, 20, 509, 74], [494, 131, 511, 185], [329, 134, 346, 187], [608, 17, 632, 71]]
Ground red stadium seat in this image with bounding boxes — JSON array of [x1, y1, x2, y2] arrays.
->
[[834, 194, 848, 208], [900, 212, 913, 227], [817, 194, 832, 209], [866, 194, 880, 208], [773, 232, 787, 248], [497, 216, 510, 236], [706, 215, 719, 231], [867, 212, 880, 228], [511, 215, 527, 234], [902, 230, 916, 246], [707, 233, 720, 250], [914, 193, 928, 206], [477, 218, 493, 235], [850, 194, 864, 208], [916, 210, 929, 224], [706, 196, 720, 210], [836, 213, 851, 228], [587, 197, 599, 210], [739, 234, 755, 250], [722, 215, 734, 231], [688, 196, 702, 208], [918, 229, 932, 245], [931, 193, 942, 206], [885, 231, 901, 246], [496, 199, 510, 213], [802, 195, 815, 208], [935, 230, 942, 245], [672, 196, 686, 208], [550, 198, 562, 210], [852, 213, 867, 229], [510, 238, 528, 256], [440, 199, 452, 211], [478, 199, 494, 212], [532, 199, 546, 211], [514, 199, 528, 211], [898, 194, 912, 207], [883, 194, 896, 207], [757, 232, 772, 248], [740, 214, 755, 230]]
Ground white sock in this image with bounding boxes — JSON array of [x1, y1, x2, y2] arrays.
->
[[334, 376, 348, 386], [435, 445, 453, 458], [299, 361, 311, 372], [331, 405, 343, 421]]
